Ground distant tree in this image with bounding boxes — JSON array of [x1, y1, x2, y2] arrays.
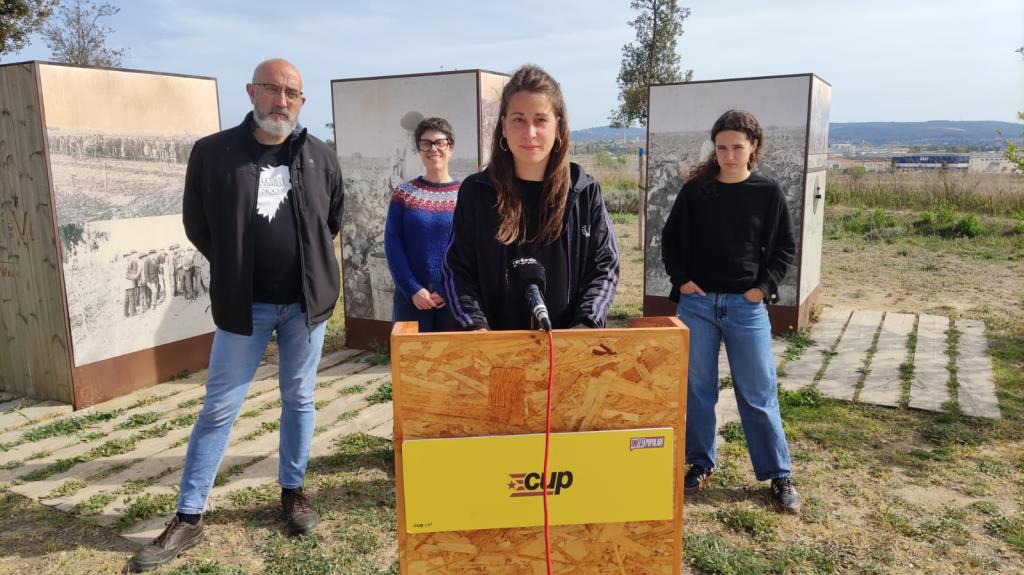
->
[[0, 0, 58, 57], [1004, 47, 1024, 173], [42, 0, 127, 66], [325, 122, 336, 151], [610, 0, 693, 128]]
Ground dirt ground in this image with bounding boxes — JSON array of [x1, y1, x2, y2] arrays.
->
[[0, 211, 1021, 574], [819, 222, 1024, 326]]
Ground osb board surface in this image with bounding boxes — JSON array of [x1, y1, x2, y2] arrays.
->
[[404, 521, 677, 574], [392, 321, 687, 574], [0, 63, 73, 402]]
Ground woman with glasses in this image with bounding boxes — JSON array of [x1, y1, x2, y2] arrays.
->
[[384, 117, 460, 332], [443, 65, 619, 331], [661, 109, 800, 514]]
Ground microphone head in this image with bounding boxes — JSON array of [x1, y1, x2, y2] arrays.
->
[[509, 257, 546, 293]]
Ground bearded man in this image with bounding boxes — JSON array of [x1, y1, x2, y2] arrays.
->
[[131, 58, 344, 572]]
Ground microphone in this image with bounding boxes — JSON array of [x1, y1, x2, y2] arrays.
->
[[509, 257, 553, 332]]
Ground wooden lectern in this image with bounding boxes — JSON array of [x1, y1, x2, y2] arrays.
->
[[391, 317, 688, 573]]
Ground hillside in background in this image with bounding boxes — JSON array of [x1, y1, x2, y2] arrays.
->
[[829, 121, 1021, 147], [572, 121, 1022, 148]]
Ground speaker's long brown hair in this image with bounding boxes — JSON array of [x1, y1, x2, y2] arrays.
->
[[487, 65, 571, 245], [688, 109, 764, 186]]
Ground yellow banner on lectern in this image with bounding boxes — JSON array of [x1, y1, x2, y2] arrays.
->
[[402, 428, 674, 533]]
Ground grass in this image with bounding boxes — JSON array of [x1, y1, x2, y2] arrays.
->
[[3, 197, 1023, 574], [0, 409, 123, 451], [715, 507, 778, 541], [71, 492, 115, 516], [367, 342, 390, 366], [177, 397, 204, 409], [365, 382, 392, 405], [718, 422, 744, 444], [240, 420, 280, 442], [44, 478, 86, 499], [827, 171, 1024, 216], [985, 514, 1024, 552], [780, 329, 815, 363], [899, 324, 919, 408], [115, 492, 177, 529], [115, 412, 160, 430]]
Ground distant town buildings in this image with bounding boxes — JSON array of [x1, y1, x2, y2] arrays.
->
[[827, 146, 1020, 175], [892, 154, 970, 171]]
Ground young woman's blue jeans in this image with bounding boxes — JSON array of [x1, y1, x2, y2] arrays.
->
[[392, 286, 455, 333], [676, 292, 792, 481], [177, 302, 326, 514]]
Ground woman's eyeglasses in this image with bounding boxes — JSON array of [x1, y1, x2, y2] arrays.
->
[[417, 138, 451, 152]]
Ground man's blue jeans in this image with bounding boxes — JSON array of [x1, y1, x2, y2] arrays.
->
[[676, 292, 792, 481], [177, 302, 326, 514]]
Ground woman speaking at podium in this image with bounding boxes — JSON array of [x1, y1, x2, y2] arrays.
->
[[443, 64, 619, 331], [660, 109, 801, 514]]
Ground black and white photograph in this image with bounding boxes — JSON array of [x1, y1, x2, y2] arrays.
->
[[645, 75, 814, 306], [38, 65, 220, 366], [331, 72, 483, 322]]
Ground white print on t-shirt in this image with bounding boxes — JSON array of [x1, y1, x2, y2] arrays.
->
[[256, 164, 291, 221]]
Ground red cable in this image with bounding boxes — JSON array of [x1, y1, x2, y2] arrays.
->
[[542, 329, 555, 575]]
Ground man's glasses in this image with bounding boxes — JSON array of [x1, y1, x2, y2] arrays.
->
[[253, 82, 303, 103], [417, 138, 451, 152]]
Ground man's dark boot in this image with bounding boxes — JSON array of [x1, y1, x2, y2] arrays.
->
[[769, 476, 801, 514], [684, 464, 715, 495], [130, 516, 205, 572], [282, 487, 319, 536]]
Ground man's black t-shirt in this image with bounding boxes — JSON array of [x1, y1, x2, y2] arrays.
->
[[516, 179, 570, 328], [252, 142, 302, 304]]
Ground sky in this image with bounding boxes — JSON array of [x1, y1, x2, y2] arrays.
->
[[3, 0, 1022, 141]]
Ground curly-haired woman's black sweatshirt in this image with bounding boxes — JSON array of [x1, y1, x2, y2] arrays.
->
[[661, 172, 796, 303]]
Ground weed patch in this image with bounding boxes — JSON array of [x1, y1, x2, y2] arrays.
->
[[718, 422, 744, 444], [72, 492, 115, 516], [367, 342, 390, 366], [240, 421, 280, 442], [781, 329, 814, 362], [340, 384, 367, 396], [115, 412, 160, 430], [17, 410, 122, 446], [44, 478, 86, 499], [716, 507, 777, 541], [115, 492, 177, 529], [177, 397, 203, 409], [366, 382, 392, 405], [985, 514, 1024, 552]]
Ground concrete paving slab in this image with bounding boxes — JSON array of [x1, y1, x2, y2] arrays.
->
[[858, 313, 915, 407], [908, 314, 951, 412], [818, 310, 884, 401], [956, 320, 1000, 419], [779, 308, 852, 391], [0, 401, 73, 434]]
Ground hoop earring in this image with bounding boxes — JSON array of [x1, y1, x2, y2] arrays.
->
[[499, 137, 509, 152], [553, 138, 562, 153]]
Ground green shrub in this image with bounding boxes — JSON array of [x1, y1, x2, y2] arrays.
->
[[949, 214, 983, 238]]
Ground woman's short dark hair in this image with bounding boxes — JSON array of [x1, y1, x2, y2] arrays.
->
[[688, 109, 764, 185], [414, 117, 454, 147]]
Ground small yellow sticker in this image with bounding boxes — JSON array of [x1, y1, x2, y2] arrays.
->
[[402, 428, 674, 533]]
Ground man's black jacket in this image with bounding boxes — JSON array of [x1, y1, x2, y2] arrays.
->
[[443, 163, 619, 330], [183, 113, 345, 335]]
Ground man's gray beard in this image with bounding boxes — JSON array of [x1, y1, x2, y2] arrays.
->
[[254, 108, 296, 137]]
